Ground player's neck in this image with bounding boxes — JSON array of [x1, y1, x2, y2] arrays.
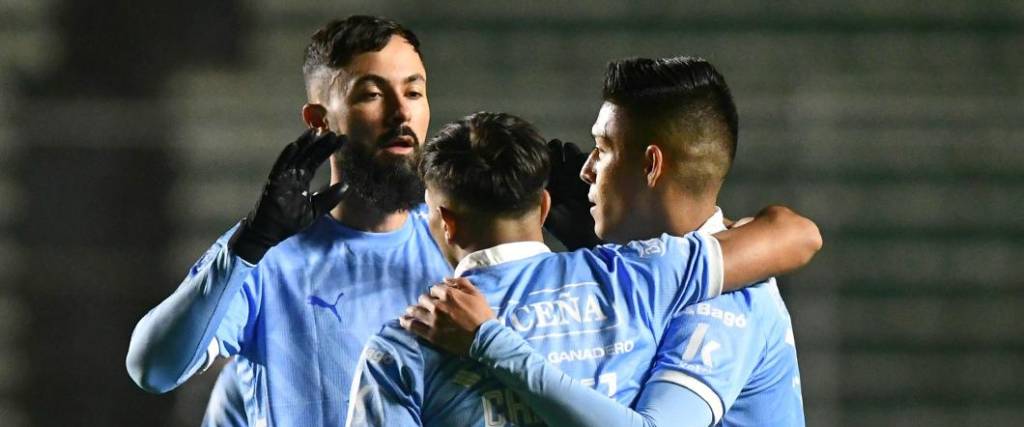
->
[[456, 220, 544, 256], [329, 194, 409, 233], [654, 191, 718, 236]]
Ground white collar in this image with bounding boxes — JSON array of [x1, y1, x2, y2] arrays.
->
[[697, 207, 726, 234], [453, 241, 551, 277]]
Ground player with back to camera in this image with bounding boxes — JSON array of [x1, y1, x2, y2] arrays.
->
[[406, 57, 810, 427], [345, 109, 821, 426]]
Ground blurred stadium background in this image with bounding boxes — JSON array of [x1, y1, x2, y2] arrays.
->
[[1, 1, 1021, 426]]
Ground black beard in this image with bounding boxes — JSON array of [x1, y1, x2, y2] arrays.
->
[[339, 141, 425, 213]]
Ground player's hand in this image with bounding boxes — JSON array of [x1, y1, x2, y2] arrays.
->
[[400, 277, 495, 356], [229, 129, 347, 264], [545, 139, 602, 250]]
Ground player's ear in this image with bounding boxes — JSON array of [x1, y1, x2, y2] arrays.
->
[[643, 144, 664, 188], [538, 190, 552, 225], [438, 205, 458, 244], [302, 104, 329, 132]]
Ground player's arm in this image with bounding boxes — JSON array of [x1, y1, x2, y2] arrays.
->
[[125, 227, 256, 393], [404, 281, 713, 427], [125, 130, 345, 393], [345, 326, 425, 427], [716, 205, 821, 290]]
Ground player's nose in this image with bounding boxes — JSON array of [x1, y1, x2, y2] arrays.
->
[[579, 150, 597, 185], [389, 95, 412, 126]]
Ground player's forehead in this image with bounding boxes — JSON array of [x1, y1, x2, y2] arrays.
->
[[591, 101, 626, 143], [341, 35, 426, 86]]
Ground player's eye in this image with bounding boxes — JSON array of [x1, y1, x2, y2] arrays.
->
[[354, 90, 383, 102], [406, 90, 423, 99]]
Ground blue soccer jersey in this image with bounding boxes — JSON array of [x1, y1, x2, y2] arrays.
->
[[128, 204, 452, 427], [649, 279, 804, 426], [201, 358, 248, 427], [347, 232, 724, 427], [403, 209, 804, 427], [644, 210, 804, 426]]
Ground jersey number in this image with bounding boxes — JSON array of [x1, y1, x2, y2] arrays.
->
[[580, 372, 618, 397]]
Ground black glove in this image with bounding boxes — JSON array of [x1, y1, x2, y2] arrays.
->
[[544, 139, 603, 250], [229, 129, 347, 264]]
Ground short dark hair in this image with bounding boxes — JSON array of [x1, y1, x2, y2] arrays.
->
[[420, 112, 551, 217], [303, 16, 421, 92], [603, 56, 737, 192]]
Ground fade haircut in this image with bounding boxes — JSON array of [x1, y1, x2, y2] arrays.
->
[[603, 56, 738, 193], [420, 112, 551, 217], [303, 15, 422, 99]]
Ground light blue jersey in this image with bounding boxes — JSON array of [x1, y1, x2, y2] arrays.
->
[[644, 210, 804, 426], [437, 210, 805, 427], [348, 232, 723, 426], [201, 359, 248, 427], [128, 204, 452, 427], [649, 279, 804, 426]]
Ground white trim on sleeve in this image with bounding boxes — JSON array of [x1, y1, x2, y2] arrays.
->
[[698, 231, 724, 299], [651, 369, 724, 425]]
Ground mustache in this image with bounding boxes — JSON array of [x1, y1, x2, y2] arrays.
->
[[377, 126, 419, 147]]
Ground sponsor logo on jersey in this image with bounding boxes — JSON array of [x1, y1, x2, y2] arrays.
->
[[546, 340, 635, 364], [627, 238, 665, 257], [189, 244, 221, 277], [496, 282, 617, 340], [363, 346, 394, 365], [680, 303, 748, 328]]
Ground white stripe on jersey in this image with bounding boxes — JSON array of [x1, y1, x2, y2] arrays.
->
[[651, 369, 724, 424]]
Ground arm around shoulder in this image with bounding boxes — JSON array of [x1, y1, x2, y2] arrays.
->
[[713, 205, 822, 290]]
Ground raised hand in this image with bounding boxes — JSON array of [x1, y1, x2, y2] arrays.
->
[[229, 129, 347, 264], [400, 277, 496, 356], [545, 139, 603, 250]]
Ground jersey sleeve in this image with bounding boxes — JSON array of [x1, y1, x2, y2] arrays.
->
[[646, 294, 763, 425], [615, 231, 724, 327], [125, 223, 259, 393], [346, 324, 425, 427], [469, 320, 714, 427]]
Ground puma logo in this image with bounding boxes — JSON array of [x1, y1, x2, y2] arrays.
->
[[308, 291, 345, 322]]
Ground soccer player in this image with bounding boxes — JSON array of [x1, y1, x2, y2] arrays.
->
[[125, 16, 454, 426], [407, 57, 808, 426], [345, 111, 821, 426]]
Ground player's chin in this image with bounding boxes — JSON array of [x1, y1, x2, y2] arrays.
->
[[375, 148, 418, 165], [591, 213, 608, 240]]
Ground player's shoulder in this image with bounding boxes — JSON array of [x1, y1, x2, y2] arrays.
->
[[374, 320, 424, 352], [267, 216, 338, 254], [362, 320, 429, 369], [675, 278, 787, 330], [603, 232, 709, 260]]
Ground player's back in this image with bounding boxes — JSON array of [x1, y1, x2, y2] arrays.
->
[[653, 278, 804, 426], [350, 233, 723, 427], [722, 280, 803, 426]]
